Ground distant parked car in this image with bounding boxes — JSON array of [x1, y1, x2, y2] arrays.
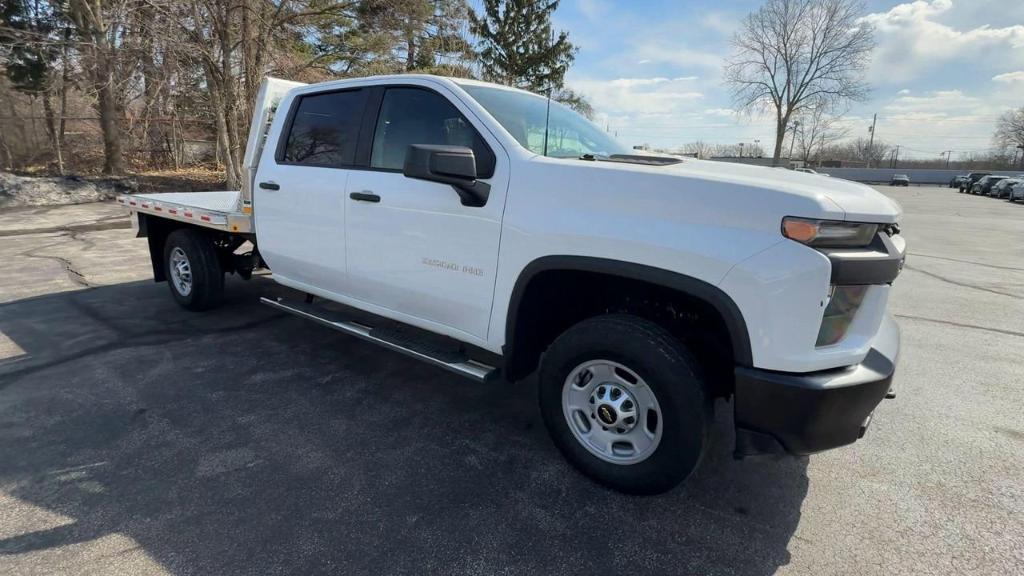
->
[[890, 174, 910, 186], [795, 167, 830, 176], [971, 175, 1007, 195], [949, 175, 968, 188], [1009, 181, 1024, 203], [959, 172, 991, 193], [991, 177, 1022, 199]]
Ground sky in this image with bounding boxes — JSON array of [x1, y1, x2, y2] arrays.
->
[[527, 0, 1024, 160]]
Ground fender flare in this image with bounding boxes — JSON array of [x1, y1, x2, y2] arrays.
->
[[503, 255, 753, 368]]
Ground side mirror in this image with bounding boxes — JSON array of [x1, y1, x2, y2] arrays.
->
[[403, 144, 490, 207]]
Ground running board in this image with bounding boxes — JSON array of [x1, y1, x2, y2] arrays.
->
[[261, 296, 498, 383]]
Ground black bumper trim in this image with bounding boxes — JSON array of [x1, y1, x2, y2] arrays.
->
[[820, 232, 904, 286], [733, 325, 899, 457]]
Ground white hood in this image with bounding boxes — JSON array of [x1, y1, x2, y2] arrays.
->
[[590, 157, 903, 224], [670, 159, 903, 223]]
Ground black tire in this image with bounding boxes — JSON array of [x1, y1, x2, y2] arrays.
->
[[538, 314, 710, 495], [163, 228, 224, 311]]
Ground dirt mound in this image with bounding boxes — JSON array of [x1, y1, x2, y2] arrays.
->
[[0, 172, 138, 209]]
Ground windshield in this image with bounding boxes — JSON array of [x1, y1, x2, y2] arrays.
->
[[461, 85, 632, 159]]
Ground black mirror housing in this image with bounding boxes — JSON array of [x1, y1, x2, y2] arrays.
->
[[403, 144, 490, 207]]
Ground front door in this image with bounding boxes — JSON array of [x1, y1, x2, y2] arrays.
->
[[345, 86, 507, 340], [254, 88, 368, 294]]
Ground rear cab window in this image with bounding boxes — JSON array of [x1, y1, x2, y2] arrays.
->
[[278, 89, 367, 167]]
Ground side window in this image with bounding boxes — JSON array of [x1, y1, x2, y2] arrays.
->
[[370, 87, 495, 178], [281, 89, 366, 167]]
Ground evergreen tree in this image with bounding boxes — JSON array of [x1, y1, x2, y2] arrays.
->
[[469, 0, 576, 92], [337, 0, 474, 77], [0, 0, 70, 172]]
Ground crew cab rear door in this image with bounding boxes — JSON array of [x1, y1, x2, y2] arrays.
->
[[344, 83, 508, 340], [254, 87, 369, 293]]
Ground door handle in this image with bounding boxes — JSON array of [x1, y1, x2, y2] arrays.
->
[[349, 191, 381, 203], [259, 181, 280, 190]]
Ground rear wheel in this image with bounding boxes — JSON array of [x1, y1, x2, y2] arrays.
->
[[538, 314, 710, 495], [163, 228, 224, 311]]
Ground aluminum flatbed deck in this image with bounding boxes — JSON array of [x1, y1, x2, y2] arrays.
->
[[118, 191, 254, 234]]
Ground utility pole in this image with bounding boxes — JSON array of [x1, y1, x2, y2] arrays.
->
[[892, 145, 900, 168], [1018, 144, 1024, 169], [942, 150, 951, 170], [866, 113, 877, 168]]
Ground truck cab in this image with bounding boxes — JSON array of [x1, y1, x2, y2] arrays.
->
[[121, 75, 905, 494]]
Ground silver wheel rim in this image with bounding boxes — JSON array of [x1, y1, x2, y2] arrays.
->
[[562, 359, 663, 465], [169, 247, 193, 297]]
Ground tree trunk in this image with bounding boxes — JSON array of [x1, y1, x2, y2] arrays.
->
[[0, 129, 12, 170], [406, 30, 417, 70], [59, 33, 70, 151], [138, 5, 163, 166], [772, 118, 786, 167], [5, 97, 25, 169], [216, 2, 243, 188], [41, 92, 64, 175], [96, 48, 125, 175], [59, 42, 70, 151]]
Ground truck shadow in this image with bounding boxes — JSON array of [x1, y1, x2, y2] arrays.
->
[[0, 277, 808, 575]]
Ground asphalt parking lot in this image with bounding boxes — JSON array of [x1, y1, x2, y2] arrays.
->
[[1, 186, 1022, 575]]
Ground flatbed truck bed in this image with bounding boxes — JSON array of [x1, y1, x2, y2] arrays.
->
[[118, 191, 253, 234]]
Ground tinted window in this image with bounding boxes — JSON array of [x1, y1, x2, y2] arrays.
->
[[282, 89, 365, 166], [371, 88, 494, 177]]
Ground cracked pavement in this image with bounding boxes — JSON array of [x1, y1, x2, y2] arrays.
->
[[0, 187, 1022, 575]]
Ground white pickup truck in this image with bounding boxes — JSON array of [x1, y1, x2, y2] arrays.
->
[[120, 75, 905, 494]]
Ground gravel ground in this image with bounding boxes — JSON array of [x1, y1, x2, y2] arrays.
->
[[0, 186, 1021, 575]]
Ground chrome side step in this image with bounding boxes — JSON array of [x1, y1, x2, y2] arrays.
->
[[261, 296, 498, 383]]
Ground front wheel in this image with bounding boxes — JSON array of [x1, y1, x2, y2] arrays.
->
[[163, 228, 224, 311], [538, 314, 710, 494]]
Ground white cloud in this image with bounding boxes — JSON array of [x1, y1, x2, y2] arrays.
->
[[629, 44, 724, 71], [571, 77, 704, 114], [885, 89, 981, 114], [861, 0, 1024, 83], [578, 0, 610, 21], [607, 77, 698, 88], [993, 71, 1024, 83], [898, 89, 911, 95], [704, 108, 739, 118], [699, 11, 738, 36], [858, 88, 1018, 156]]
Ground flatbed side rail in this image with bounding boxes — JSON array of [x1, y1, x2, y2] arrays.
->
[[118, 194, 253, 234]]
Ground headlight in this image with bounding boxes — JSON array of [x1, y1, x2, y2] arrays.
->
[[817, 285, 867, 346], [782, 217, 879, 248]]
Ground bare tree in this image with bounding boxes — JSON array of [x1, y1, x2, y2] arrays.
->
[[68, 0, 129, 175], [994, 107, 1024, 168], [792, 106, 848, 163], [723, 0, 874, 165], [682, 140, 714, 159], [847, 137, 888, 166]]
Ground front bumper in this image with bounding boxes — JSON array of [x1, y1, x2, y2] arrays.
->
[[733, 315, 900, 457]]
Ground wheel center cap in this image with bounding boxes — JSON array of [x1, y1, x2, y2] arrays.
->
[[597, 404, 617, 425]]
